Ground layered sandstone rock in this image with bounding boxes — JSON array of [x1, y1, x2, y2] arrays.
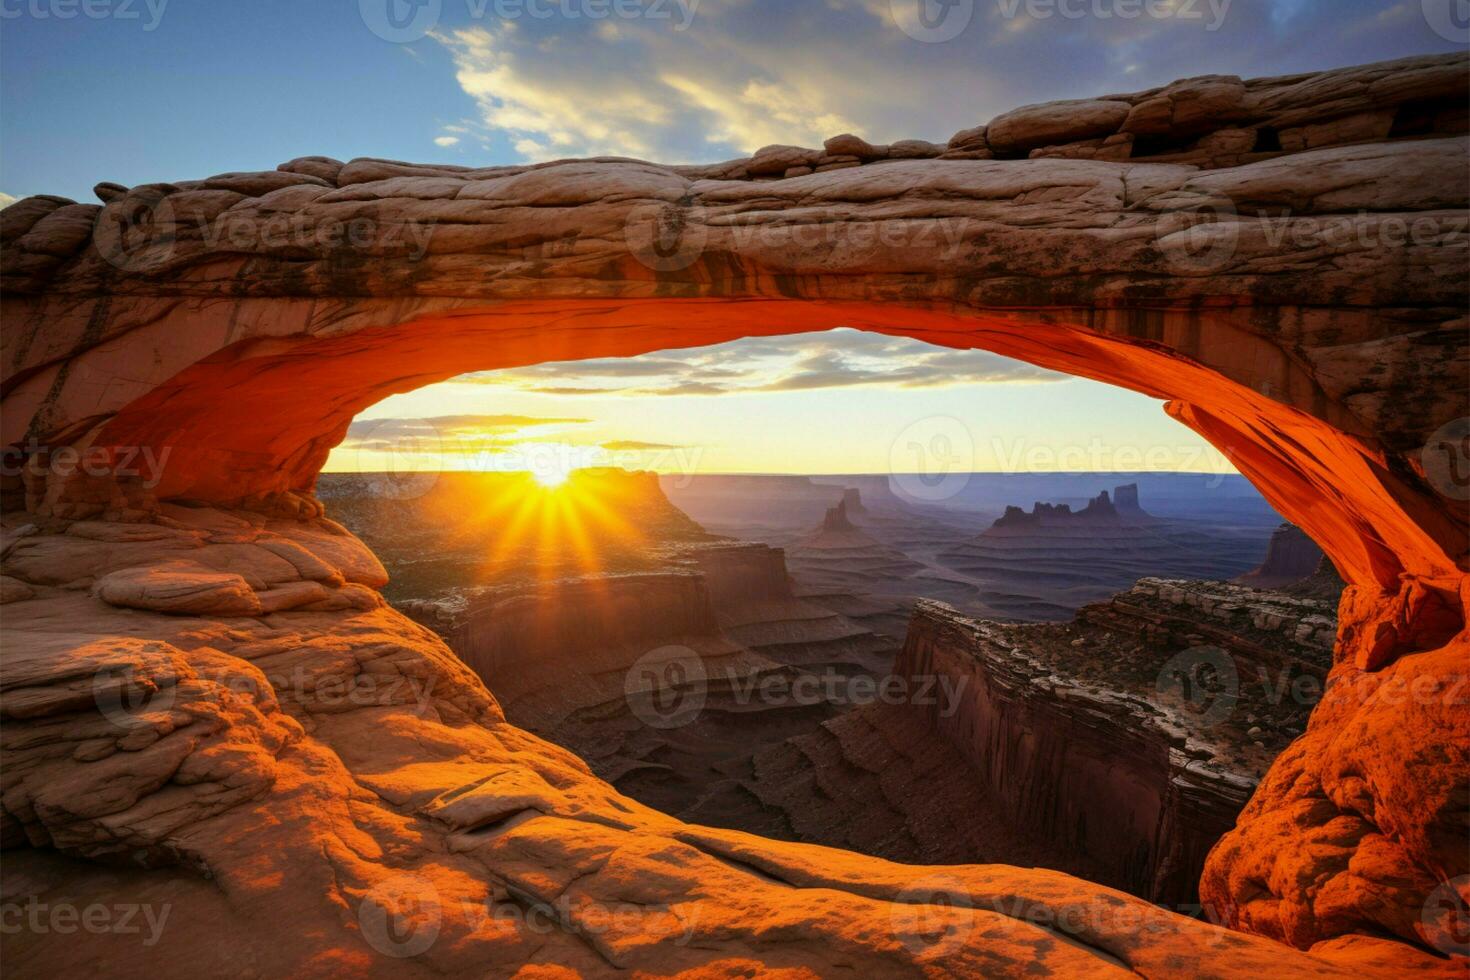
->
[[1, 54, 1467, 974], [1079, 577, 1338, 670], [5, 509, 1458, 977], [896, 600, 1262, 908]]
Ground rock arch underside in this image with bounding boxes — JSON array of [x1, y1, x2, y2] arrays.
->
[[1, 54, 1467, 977]]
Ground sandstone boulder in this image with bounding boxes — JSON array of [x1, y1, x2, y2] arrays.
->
[[746, 144, 822, 176], [987, 98, 1131, 154], [93, 562, 261, 616], [276, 155, 345, 184], [823, 133, 881, 158]]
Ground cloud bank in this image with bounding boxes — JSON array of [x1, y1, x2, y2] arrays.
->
[[425, 1, 1451, 162]]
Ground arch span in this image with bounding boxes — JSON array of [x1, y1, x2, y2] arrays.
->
[[64, 297, 1462, 604]]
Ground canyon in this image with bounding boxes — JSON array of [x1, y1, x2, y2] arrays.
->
[[422, 475, 1334, 909], [1, 53, 1466, 977]]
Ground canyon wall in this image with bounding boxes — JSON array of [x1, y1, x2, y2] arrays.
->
[[896, 600, 1256, 907], [452, 572, 719, 695], [671, 541, 794, 605]]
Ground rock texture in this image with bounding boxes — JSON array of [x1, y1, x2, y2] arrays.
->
[[2, 55, 1468, 974], [898, 600, 1262, 908], [4, 508, 1456, 978], [1079, 577, 1337, 672]]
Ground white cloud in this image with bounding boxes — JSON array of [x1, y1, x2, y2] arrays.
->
[[472, 329, 1066, 396], [0, 192, 17, 210], [426, 2, 1458, 166], [436, 25, 670, 160], [659, 75, 860, 151], [434, 135, 461, 147], [433, 18, 893, 163]]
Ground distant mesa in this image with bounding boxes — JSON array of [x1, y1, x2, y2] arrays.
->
[[991, 483, 1153, 529], [793, 494, 922, 575], [823, 497, 858, 532], [939, 482, 1270, 620], [1236, 523, 1328, 590]]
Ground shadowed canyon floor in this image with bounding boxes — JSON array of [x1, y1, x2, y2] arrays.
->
[[2, 53, 1467, 976]]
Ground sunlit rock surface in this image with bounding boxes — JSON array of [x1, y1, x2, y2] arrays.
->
[[2, 509, 1457, 977]]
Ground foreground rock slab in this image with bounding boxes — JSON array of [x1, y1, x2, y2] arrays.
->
[[0, 509, 1458, 977]]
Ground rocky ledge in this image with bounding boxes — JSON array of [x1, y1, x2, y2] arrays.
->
[[897, 600, 1264, 908]]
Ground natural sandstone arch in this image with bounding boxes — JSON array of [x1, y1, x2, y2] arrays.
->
[[18, 295, 1461, 645], [2, 54, 1466, 972]]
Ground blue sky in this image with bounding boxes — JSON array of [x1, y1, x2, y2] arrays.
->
[[2, 0, 1460, 203], [3, 1, 1459, 476]]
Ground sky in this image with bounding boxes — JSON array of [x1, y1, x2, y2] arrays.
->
[[334, 330, 1243, 479], [2, 0, 1460, 203], [3, 1, 1460, 475]]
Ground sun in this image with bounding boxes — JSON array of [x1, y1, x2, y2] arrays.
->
[[532, 461, 574, 489]]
